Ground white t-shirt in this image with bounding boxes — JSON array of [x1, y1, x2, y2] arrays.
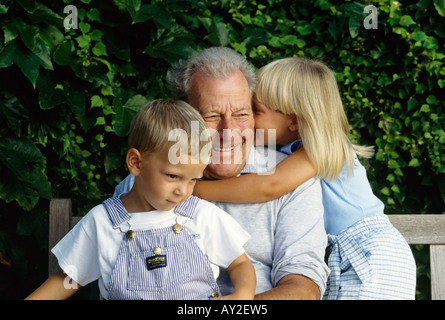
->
[[52, 197, 250, 299]]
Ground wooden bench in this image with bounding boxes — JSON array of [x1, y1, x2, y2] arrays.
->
[[48, 198, 445, 300]]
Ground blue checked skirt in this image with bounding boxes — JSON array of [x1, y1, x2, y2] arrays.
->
[[323, 214, 417, 300]]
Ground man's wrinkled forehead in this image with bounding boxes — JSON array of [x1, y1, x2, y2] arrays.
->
[[188, 71, 251, 109]]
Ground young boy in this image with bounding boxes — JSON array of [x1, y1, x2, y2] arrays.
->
[[26, 99, 255, 300]]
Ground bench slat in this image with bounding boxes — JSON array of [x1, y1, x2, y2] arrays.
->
[[431, 245, 445, 300], [48, 199, 72, 277], [388, 214, 445, 245]]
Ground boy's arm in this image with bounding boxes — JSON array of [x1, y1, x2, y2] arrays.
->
[[212, 253, 256, 300], [25, 269, 81, 300], [193, 148, 316, 203]]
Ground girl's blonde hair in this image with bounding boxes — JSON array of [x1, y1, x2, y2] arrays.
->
[[128, 99, 211, 158], [256, 57, 374, 180]]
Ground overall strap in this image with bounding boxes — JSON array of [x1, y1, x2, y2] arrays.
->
[[175, 195, 200, 219], [102, 195, 200, 226], [102, 197, 131, 227]]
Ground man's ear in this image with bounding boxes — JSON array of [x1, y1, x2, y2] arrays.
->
[[288, 115, 299, 133], [126, 148, 143, 176]]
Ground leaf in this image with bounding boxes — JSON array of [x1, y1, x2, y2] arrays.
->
[[240, 26, 272, 48], [112, 95, 149, 136], [420, 104, 430, 113], [268, 36, 281, 47], [87, 8, 101, 22], [75, 34, 91, 49], [53, 41, 77, 67], [16, 206, 47, 236], [33, 37, 53, 70], [433, 0, 445, 17], [104, 152, 121, 174], [207, 19, 229, 47], [29, 3, 61, 25], [296, 23, 314, 36], [348, 16, 362, 38], [0, 137, 51, 210], [399, 15, 415, 27], [92, 42, 107, 56], [0, 41, 16, 68], [66, 86, 86, 116], [125, 0, 141, 12], [17, 0, 36, 13], [91, 95, 103, 107], [339, 3, 365, 15], [408, 158, 420, 167], [423, 36, 438, 49], [0, 97, 29, 136], [280, 35, 297, 45], [0, 35, 52, 86], [129, 3, 172, 28], [145, 37, 195, 64], [0, 4, 8, 14], [36, 72, 65, 110], [13, 47, 42, 86], [411, 31, 427, 42]]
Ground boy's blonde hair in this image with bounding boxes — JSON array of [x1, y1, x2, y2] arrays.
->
[[128, 99, 211, 160], [256, 57, 374, 180]]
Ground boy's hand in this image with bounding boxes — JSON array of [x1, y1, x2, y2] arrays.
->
[[215, 253, 256, 300]]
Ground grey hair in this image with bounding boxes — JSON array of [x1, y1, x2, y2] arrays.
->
[[166, 47, 256, 101]]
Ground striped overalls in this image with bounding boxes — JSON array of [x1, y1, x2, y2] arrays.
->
[[102, 196, 221, 300]]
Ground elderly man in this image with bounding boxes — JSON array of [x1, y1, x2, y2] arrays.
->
[[115, 47, 329, 299]]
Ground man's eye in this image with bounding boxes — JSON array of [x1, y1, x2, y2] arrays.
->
[[205, 115, 221, 120], [166, 174, 177, 179]]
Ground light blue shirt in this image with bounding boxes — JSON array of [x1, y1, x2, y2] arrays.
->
[[280, 141, 385, 236]]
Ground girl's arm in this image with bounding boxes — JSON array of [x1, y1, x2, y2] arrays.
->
[[212, 253, 256, 300], [193, 147, 316, 203], [25, 269, 81, 300]]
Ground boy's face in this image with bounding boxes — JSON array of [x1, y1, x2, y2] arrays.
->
[[133, 147, 207, 212], [253, 96, 298, 146]]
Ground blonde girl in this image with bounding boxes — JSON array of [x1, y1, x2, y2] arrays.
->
[[194, 57, 416, 300]]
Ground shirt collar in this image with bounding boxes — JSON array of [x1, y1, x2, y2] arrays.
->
[[279, 139, 302, 155], [103, 195, 199, 227]]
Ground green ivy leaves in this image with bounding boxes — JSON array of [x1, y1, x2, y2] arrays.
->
[[0, 0, 443, 299], [0, 137, 51, 210], [113, 95, 149, 136]]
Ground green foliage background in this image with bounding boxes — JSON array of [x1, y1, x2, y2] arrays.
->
[[0, 0, 443, 299]]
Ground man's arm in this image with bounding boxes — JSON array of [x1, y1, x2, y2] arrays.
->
[[266, 178, 329, 299], [254, 274, 320, 300]]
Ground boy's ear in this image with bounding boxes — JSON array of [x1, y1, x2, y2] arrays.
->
[[126, 148, 143, 176]]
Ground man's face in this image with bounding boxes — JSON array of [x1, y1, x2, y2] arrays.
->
[[188, 70, 254, 180]]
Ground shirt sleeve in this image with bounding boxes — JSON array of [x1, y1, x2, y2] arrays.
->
[[192, 200, 251, 269], [271, 178, 330, 295], [51, 207, 102, 287]]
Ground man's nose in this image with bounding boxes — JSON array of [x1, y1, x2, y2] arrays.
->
[[218, 116, 234, 132]]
